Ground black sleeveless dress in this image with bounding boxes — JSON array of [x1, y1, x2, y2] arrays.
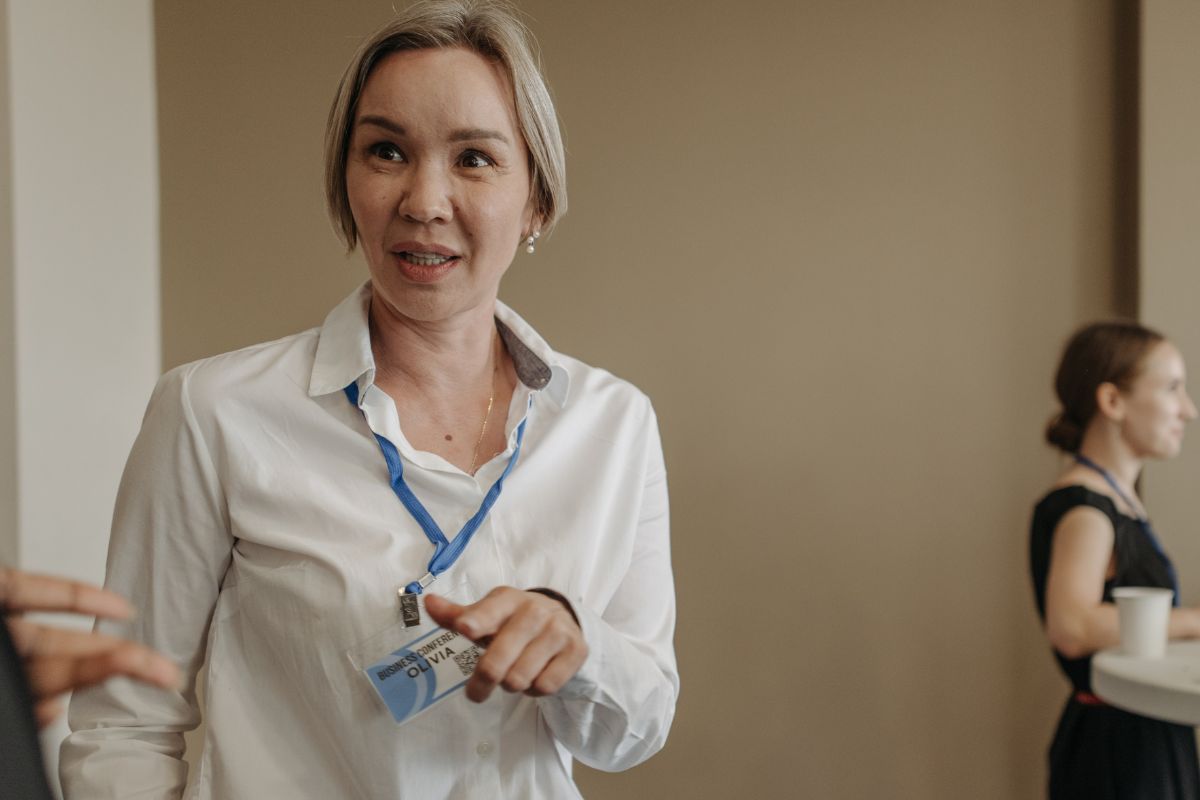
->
[[1030, 485, 1200, 800]]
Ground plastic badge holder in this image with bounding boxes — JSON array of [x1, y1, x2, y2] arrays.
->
[[347, 577, 483, 725]]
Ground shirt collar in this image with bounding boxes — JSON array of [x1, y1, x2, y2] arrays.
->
[[308, 282, 569, 408], [308, 283, 376, 399]]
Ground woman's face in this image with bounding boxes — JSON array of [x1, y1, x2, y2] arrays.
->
[[1120, 341, 1198, 459], [345, 47, 536, 325]]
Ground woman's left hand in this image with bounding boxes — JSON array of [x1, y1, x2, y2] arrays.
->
[[425, 588, 587, 702]]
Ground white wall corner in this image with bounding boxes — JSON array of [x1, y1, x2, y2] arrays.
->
[[0, 0, 18, 567], [5, 1, 160, 794]]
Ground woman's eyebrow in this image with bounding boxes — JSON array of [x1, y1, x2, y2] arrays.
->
[[449, 128, 510, 145], [356, 115, 405, 136], [354, 117, 509, 147]]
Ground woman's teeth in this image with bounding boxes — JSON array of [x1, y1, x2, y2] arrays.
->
[[402, 252, 453, 266]]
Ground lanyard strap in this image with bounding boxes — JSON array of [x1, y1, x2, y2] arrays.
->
[[1074, 454, 1180, 603], [345, 382, 528, 595]]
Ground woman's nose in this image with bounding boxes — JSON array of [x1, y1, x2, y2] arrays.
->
[[398, 164, 451, 224], [1184, 392, 1198, 421]]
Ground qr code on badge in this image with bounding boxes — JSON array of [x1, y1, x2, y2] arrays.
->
[[454, 645, 482, 677]]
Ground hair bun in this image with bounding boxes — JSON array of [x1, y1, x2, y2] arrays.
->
[[1045, 412, 1083, 453]]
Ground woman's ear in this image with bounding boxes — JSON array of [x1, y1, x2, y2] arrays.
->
[[1095, 381, 1126, 422]]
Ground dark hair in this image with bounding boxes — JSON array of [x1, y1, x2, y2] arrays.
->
[[1046, 320, 1166, 452]]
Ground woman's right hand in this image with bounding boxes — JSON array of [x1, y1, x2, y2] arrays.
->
[[425, 588, 588, 702]]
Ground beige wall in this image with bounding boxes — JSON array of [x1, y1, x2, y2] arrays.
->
[[1140, 0, 1200, 608], [157, 1, 1125, 797]]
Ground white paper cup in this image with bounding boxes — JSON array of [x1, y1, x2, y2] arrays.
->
[[1112, 587, 1174, 658]]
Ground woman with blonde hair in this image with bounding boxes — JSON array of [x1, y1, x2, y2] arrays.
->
[[1031, 320, 1200, 799], [60, 2, 677, 797]]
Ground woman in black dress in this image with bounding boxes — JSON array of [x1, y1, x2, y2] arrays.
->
[[1031, 321, 1200, 799]]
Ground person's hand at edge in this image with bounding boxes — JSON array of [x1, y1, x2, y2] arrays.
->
[[1, 566, 182, 727]]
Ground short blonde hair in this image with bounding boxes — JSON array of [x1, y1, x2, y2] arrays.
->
[[324, 0, 567, 250]]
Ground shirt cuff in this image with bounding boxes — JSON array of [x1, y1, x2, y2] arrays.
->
[[550, 600, 609, 700], [526, 587, 580, 626]]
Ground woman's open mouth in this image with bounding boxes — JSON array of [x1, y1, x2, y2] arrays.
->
[[398, 251, 457, 267], [393, 250, 460, 283]]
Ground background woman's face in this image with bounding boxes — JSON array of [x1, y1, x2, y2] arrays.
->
[[345, 47, 535, 325], [1122, 341, 1198, 459]]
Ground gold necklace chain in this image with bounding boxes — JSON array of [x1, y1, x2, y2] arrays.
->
[[468, 336, 501, 475]]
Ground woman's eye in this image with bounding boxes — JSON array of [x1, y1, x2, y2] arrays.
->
[[459, 150, 494, 168], [370, 143, 404, 162]]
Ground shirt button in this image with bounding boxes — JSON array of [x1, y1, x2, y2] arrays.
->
[[476, 741, 493, 757]]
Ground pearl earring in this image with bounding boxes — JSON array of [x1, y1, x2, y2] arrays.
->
[[525, 230, 541, 254]]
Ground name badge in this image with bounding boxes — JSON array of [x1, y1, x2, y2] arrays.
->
[[365, 627, 483, 724], [345, 574, 481, 726]]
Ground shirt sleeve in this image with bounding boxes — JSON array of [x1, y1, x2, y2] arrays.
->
[[59, 364, 232, 799], [536, 401, 678, 771]]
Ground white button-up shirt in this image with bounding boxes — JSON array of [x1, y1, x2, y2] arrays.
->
[[61, 284, 678, 799]]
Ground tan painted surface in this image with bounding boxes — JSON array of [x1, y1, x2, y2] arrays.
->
[[157, 1, 1122, 796], [1140, 1, 1200, 620]]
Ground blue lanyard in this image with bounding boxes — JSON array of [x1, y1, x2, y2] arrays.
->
[[344, 382, 527, 595], [1074, 454, 1180, 603]]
